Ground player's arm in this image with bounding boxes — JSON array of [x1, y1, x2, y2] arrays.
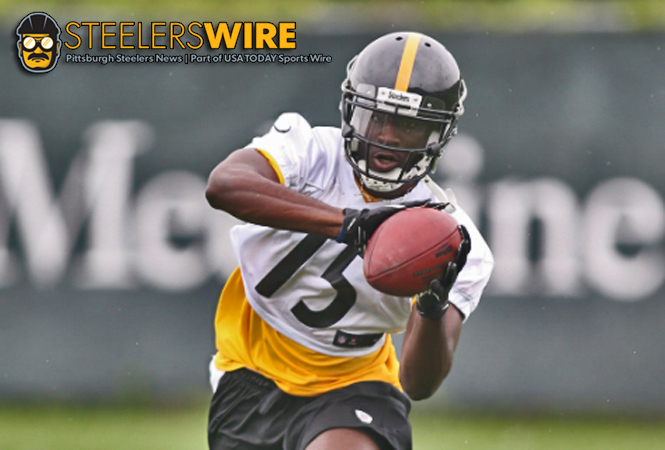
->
[[206, 148, 344, 239], [207, 147, 417, 252], [399, 293, 464, 401], [398, 227, 471, 400]]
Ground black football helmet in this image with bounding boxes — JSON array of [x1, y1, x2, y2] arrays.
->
[[341, 32, 467, 193]]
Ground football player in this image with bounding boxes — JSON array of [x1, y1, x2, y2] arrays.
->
[[205, 31, 494, 450]]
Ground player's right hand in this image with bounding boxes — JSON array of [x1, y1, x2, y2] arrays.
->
[[336, 200, 440, 256], [336, 200, 439, 257], [336, 205, 405, 256]]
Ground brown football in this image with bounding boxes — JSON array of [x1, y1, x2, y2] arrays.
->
[[363, 207, 462, 297]]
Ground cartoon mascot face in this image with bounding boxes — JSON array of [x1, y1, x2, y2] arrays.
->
[[16, 13, 62, 73]]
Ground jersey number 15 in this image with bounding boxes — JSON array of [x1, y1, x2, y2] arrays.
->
[[255, 235, 357, 328]]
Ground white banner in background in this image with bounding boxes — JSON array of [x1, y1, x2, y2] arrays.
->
[[0, 120, 663, 300]]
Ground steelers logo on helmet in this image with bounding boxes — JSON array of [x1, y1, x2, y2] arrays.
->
[[16, 12, 62, 74], [341, 32, 467, 193]]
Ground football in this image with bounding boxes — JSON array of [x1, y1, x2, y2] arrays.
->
[[363, 207, 463, 297]]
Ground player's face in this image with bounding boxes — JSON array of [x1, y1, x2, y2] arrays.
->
[[20, 34, 57, 69], [363, 110, 436, 174]]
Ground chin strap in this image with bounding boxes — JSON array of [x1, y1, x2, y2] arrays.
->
[[356, 160, 429, 193], [356, 160, 403, 193]]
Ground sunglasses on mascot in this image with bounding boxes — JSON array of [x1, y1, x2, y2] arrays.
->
[[22, 36, 55, 51]]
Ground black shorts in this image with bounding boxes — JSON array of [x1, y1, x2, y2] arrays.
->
[[208, 368, 412, 450]]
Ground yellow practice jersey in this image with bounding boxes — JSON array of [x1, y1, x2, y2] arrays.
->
[[213, 268, 401, 396]]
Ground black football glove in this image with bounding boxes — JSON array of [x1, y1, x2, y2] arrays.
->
[[415, 225, 471, 320], [336, 200, 433, 256]]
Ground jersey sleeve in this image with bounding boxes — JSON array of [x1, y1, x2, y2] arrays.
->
[[244, 113, 339, 195], [410, 182, 493, 320], [448, 205, 494, 320]]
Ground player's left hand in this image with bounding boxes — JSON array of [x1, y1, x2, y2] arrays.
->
[[415, 225, 471, 320]]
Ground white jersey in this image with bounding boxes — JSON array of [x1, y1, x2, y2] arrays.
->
[[230, 113, 493, 358]]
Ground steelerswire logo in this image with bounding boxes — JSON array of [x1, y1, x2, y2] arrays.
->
[[16, 12, 62, 74], [16, 13, 332, 72], [63, 20, 297, 50]]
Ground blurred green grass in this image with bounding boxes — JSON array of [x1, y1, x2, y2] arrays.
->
[[411, 411, 665, 450], [0, 403, 209, 450], [1, 403, 664, 449]]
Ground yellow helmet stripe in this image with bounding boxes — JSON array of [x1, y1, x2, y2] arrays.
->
[[394, 33, 422, 92]]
